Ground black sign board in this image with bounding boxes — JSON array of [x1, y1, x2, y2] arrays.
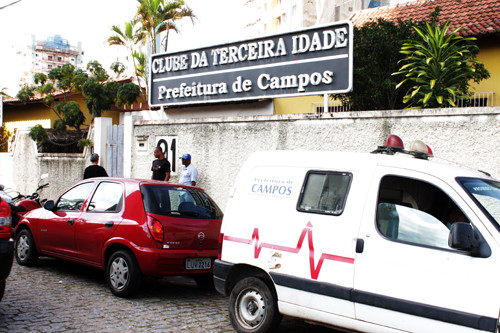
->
[[149, 22, 352, 107]]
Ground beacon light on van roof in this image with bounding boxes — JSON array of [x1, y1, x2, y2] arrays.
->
[[372, 135, 433, 160], [410, 140, 433, 156], [385, 134, 405, 150]]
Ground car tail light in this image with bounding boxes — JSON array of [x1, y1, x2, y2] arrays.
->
[[147, 215, 164, 243], [218, 233, 224, 259], [0, 199, 12, 238]]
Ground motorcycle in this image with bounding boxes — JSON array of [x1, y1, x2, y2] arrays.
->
[[0, 174, 49, 232]]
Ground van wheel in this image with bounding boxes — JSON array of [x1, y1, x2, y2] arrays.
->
[[15, 229, 38, 266], [106, 250, 141, 297], [229, 277, 282, 333]]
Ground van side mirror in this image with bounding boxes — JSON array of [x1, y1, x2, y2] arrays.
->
[[449, 222, 491, 258], [44, 200, 55, 211]]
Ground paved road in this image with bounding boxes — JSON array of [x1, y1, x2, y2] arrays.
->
[[0, 257, 340, 332]]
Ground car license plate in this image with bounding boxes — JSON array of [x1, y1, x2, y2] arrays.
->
[[186, 258, 211, 270]]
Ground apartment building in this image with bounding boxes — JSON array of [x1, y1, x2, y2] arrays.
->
[[243, 0, 391, 37], [32, 34, 83, 74]]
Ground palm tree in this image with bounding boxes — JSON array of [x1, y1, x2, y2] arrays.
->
[[394, 20, 489, 109], [132, 50, 149, 97], [108, 19, 147, 100], [136, 0, 196, 54]]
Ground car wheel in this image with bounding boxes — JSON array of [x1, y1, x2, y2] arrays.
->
[[106, 250, 141, 297], [15, 229, 38, 266], [229, 277, 282, 333]]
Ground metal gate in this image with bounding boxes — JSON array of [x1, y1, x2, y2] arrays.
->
[[106, 124, 124, 177]]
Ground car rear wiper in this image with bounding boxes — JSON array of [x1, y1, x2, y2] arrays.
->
[[163, 209, 202, 217]]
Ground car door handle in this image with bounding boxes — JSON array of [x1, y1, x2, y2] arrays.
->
[[355, 238, 364, 253], [105, 221, 114, 228], [67, 218, 75, 226]]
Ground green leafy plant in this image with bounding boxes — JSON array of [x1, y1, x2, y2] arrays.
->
[[18, 60, 142, 131], [333, 18, 416, 111], [0, 87, 11, 98], [111, 61, 126, 77], [53, 119, 67, 131], [17, 64, 87, 127], [116, 83, 141, 107], [136, 0, 196, 54], [77, 139, 91, 149], [56, 101, 86, 130], [394, 20, 489, 108], [29, 124, 48, 143]]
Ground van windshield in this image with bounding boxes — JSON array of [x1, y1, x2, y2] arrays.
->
[[458, 178, 500, 227], [141, 185, 223, 219]]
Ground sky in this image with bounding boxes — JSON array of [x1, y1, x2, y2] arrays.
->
[[0, 0, 245, 96]]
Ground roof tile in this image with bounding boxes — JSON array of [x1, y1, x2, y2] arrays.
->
[[350, 0, 500, 37]]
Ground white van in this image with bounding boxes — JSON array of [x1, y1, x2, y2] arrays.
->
[[214, 136, 500, 333]]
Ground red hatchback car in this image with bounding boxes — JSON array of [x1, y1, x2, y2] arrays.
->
[[14, 178, 223, 297]]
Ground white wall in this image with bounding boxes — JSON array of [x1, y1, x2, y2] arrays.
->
[[130, 107, 500, 210], [2, 107, 499, 210]]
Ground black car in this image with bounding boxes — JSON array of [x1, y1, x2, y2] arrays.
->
[[0, 197, 14, 301]]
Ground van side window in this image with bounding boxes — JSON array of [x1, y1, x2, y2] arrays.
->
[[377, 175, 470, 249], [297, 171, 352, 215]]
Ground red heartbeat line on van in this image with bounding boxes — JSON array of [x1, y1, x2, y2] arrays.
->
[[223, 222, 355, 280]]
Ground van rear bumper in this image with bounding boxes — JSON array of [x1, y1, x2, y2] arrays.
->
[[213, 259, 233, 296]]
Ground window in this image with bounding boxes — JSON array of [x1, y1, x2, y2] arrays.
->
[[48, 55, 53, 61], [297, 171, 352, 215], [377, 175, 470, 249], [57, 182, 94, 211], [87, 182, 123, 213], [458, 177, 500, 226], [141, 185, 223, 219]]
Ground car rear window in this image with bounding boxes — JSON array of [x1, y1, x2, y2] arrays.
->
[[140, 185, 223, 219]]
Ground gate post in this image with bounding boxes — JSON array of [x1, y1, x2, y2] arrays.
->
[[93, 117, 113, 169]]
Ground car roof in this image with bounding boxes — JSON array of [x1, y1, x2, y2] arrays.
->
[[79, 178, 198, 189], [245, 150, 494, 182]]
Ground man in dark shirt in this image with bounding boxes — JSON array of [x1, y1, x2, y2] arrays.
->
[[83, 153, 108, 179], [151, 147, 171, 181]]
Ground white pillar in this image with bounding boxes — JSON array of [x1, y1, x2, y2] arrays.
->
[[123, 113, 133, 178], [93, 117, 112, 168]]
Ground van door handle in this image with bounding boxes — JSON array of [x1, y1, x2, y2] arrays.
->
[[355, 238, 364, 253], [67, 218, 74, 226], [105, 221, 114, 228]]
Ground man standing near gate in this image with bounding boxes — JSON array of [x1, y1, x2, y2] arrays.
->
[[151, 146, 171, 181], [83, 154, 108, 179]]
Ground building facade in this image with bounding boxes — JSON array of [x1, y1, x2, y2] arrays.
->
[[32, 34, 83, 74], [243, 0, 390, 37]]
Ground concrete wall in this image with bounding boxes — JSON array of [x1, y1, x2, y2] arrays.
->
[[1, 107, 499, 211], [0, 129, 86, 201], [130, 107, 500, 210]]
